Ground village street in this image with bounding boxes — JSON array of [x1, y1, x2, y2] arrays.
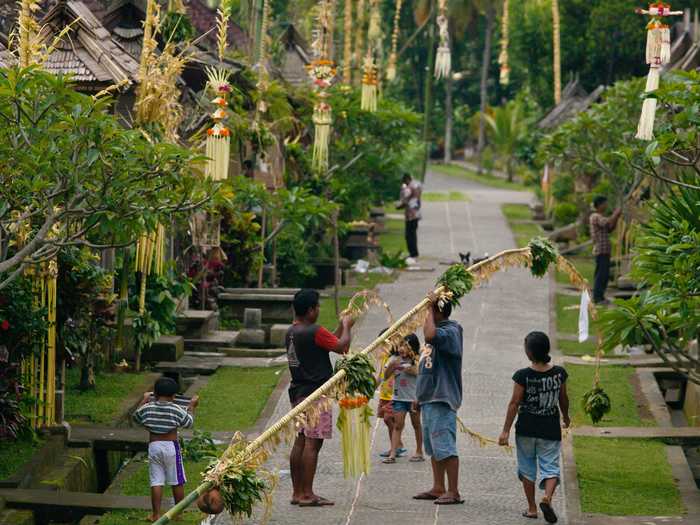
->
[[223, 170, 564, 525]]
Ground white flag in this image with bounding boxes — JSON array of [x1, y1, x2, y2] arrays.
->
[[578, 290, 590, 343]]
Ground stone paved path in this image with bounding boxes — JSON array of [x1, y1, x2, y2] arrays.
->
[[214, 169, 564, 525]]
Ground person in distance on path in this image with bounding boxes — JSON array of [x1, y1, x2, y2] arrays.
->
[[589, 195, 621, 305]]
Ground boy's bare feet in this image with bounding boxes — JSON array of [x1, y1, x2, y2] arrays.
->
[[147, 514, 161, 522]]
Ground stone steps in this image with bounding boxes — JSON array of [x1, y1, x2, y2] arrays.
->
[[142, 334, 184, 363], [223, 347, 286, 358], [183, 330, 238, 352], [175, 309, 219, 338]]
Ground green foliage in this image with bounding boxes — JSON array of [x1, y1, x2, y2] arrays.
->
[[0, 436, 41, 479], [0, 275, 47, 359], [0, 67, 215, 286], [436, 264, 474, 306], [552, 202, 579, 226], [582, 386, 611, 424], [214, 463, 268, 519], [288, 85, 422, 219], [160, 12, 195, 43], [540, 79, 645, 208], [528, 237, 558, 277], [334, 353, 377, 399], [181, 430, 218, 462], [128, 271, 192, 334], [483, 98, 529, 181], [379, 250, 407, 269], [132, 311, 161, 356]]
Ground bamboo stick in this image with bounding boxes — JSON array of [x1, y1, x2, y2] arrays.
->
[[551, 0, 562, 105], [154, 246, 594, 524]]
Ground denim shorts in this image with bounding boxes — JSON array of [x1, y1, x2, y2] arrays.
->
[[421, 402, 457, 461], [392, 400, 413, 413], [515, 435, 561, 489]]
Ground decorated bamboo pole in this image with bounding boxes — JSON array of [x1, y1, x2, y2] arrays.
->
[[354, 0, 366, 85], [551, 0, 562, 105], [156, 241, 598, 524], [342, 0, 353, 83], [434, 0, 451, 80], [498, 0, 510, 85], [386, 0, 403, 81]]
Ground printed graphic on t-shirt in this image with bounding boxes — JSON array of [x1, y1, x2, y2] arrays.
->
[[287, 333, 299, 368], [523, 373, 563, 417], [419, 344, 433, 369]]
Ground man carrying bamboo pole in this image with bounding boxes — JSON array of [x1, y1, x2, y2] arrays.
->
[[286, 289, 354, 507], [413, 301, 464, 505]]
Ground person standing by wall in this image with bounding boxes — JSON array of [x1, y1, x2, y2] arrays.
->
[[589, 196, 621, 305], [413, 301, 464, 505], [397, 174, 422, 265]]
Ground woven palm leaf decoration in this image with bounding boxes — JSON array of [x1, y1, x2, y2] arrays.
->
[[635, 3, 682, 140], [434, 0, 451, 80]]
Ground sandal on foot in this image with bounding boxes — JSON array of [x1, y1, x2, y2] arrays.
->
[[434, 495, 465, 505], [382, 457, 397, 464], [299, 497, 334, 507], [413, 492, 440, 500], [522, 511, 537, 519], [290, 500, 299, 505], [409, 455, 425, 462], [539, 499, 558, 523]]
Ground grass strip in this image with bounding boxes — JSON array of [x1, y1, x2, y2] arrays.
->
[[194, 367, 285, 432], [574, 436, 682, 515], [431, 163, 528, 191], [0, 437, 42, 480], [64, 368, 150, 425], [566, 364, 655, 427]]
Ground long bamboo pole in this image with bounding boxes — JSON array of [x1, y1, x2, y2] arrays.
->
[[551, 0, 562, 105], [154, 247, 543, 524]]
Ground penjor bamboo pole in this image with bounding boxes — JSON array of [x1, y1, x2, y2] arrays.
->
[[551, 0, 562, 105], [155, 246, 542, 524], [343, 0, 353, 83]]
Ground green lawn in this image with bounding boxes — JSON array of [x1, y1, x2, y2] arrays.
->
[[556, 293, 597, 334], [501, 203, 531, 221], [194, 367, 285, 432], [378, 218, 405, 255], [422, 191, 470, 202], [64, 368, 151, 425], [510, 222, 543, 248], [557, 256, 595, 286], [431, 163, 528, 191], [98, 509, 204, 525], [574, 437, 682, 515], [567, 364, 654, 427], [558, 338, 598, 357], [0, 437, 41, 480]]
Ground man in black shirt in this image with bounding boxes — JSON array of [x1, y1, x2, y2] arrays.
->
[[287, 289, 354, 507]]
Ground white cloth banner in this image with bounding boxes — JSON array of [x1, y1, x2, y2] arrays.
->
[[578, 290, 591, 343]]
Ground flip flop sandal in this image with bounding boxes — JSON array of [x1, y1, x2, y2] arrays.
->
[[434, 496, 465, 505], [413, 492, 440, 500], [290, 500, 299, 505], [539, 500, 558, 523], [382, 457, 397, 464], [409, 455, 425, 462], [522, 511, 538, 519], [299, 497, 334, 507], [396, 447, 408, 457]]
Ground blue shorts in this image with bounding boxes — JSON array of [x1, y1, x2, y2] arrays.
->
[[392, 400, 413, 413], [421, 402, 457, 461], [515, 435, 561, 489]]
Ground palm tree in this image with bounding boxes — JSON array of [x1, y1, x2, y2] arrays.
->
[[475, 0, 499, 173], [482, 99, 526, 182]]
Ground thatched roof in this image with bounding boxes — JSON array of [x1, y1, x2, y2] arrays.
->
[[0, 40, 14, 67], [665, 9, 700, 73], [538, 78, 605, 130], [278, 24, 310, 86], [39, 0, 138, 88]]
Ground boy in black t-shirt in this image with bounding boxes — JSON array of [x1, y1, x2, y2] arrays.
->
[[498, 332, 570, 524]]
